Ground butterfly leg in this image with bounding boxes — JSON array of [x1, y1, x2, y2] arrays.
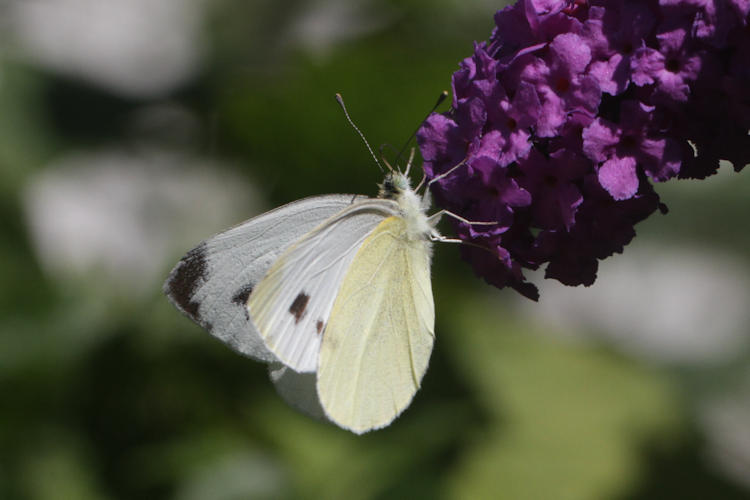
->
[[414, 172, 428, 193], [415, 159, 467, 193], [429, 233, 502, 259], [429, 234, 464, 244], [428, 210, 496, 227], [404, 148, 416, 176]]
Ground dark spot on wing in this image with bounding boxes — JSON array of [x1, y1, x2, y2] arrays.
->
[[231, 283, 254, 319], [165, 242, 208, 322], [289, 292, 310, 324], [316, 320, 324, 334]]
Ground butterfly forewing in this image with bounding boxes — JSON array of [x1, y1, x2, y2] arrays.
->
[[248, 199, 401, 373], [316, 215, 435, 434], [164, 194, 366, 362]]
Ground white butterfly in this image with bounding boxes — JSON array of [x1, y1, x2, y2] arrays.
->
[[164, 98, 477, 433]]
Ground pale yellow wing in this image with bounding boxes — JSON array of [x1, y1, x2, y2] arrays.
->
[[317, 216, 435, 434]]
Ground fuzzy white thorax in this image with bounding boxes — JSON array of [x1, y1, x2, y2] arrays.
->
[[391, 173, 435, 242]]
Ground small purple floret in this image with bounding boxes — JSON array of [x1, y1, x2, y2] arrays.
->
[[417, 0, 749, 298]]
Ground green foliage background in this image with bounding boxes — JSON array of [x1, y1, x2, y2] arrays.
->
[[1, 1, 749, 498]]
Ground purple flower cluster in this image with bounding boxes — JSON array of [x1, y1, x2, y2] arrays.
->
[[417, 0, 749, 299]]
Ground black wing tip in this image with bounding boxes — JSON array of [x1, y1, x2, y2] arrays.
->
[[163, 242, 209, 323]]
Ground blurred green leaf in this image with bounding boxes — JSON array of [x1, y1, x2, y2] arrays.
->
[[440, 289, 684, 500]]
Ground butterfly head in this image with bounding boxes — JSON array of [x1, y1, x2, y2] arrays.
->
[[379, 172, 412, 200]]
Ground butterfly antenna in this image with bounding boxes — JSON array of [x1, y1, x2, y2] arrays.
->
[[393, 90, 449, 166], [335, 93, 386, 173]]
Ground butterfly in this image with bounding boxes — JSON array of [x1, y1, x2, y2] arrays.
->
[[164, 95, 479, 433]]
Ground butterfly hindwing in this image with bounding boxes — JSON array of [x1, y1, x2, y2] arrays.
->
[[317, 215, 435, 434], [248, 199, 400, 373], [164, 194, 366, 362], [269, 363, 326, 420]]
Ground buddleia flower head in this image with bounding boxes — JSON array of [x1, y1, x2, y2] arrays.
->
[[418, 0, 749, 299]]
